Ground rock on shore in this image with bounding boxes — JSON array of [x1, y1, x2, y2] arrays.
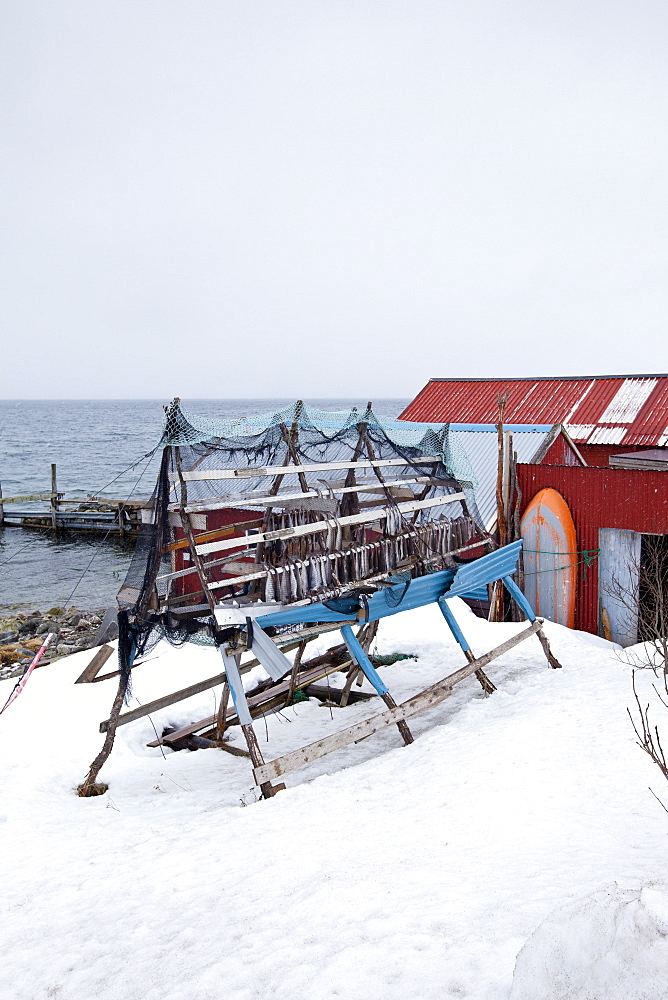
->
[[0, 607, 104, 679]]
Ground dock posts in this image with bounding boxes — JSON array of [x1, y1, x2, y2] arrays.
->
[[0, 481, 4, 529], [50, 464, 58, 533]]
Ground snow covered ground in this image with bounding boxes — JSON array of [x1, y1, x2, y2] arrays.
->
[[1, 600, 667, 1000]]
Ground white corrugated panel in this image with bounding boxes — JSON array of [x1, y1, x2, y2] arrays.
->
[[599, 378, 657, 424], [598, 528, 641, 646], [587, 426, 627, 445], [565, 424, 594, 442], [450, 429, 549, 529]]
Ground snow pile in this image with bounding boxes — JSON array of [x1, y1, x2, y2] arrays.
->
[[511, 883, 668, 1000], [0, 599, 667, 999]]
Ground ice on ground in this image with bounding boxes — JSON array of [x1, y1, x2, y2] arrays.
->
[[510, 883, 668, 1000], [0, 598, 667, 999]]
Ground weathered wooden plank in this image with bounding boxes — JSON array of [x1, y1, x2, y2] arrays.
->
[[75, 644, 115, 684], [202, 538, 486, 593], [0, 492, 54, 504], [176, 456, 440, 482], [99, 669, 228, 732], [146, 656, 354, 747], [196, 493, 465, 556], [106, 623, 353, 734], [252, 619, 543, 784], [165, 516, 263, 554], [177, 476, 436, 514]]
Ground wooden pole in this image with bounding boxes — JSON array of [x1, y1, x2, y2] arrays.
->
[[0, 481, 4, 529], [216, 681, 231, 740], [50, 463, 58, 533], [495, 398, 508, 546], [490, 394, 509, 621], [174, 447, 216, 615]]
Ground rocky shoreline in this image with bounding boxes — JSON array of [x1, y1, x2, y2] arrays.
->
[[0, 606, 106, 680]]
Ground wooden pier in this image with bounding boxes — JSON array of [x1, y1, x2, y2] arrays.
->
[[0, 465, 147, 537]]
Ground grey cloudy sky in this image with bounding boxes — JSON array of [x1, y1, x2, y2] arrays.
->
[[1, 1, 666, 400]]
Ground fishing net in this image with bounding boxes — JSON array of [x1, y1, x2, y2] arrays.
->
[[115, 399, 489, 681]]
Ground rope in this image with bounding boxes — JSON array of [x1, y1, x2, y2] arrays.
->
[[61, 453, 156, 608], [523, 548, 600, 579]]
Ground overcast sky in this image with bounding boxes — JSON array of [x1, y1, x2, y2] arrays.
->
[[1, 1, 666, 400]]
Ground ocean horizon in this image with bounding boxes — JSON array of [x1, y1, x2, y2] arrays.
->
[[0, 398, 410, 612]]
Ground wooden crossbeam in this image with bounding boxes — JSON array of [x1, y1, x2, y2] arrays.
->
[[174, 456, 440, 482], [252, 619, 542, 784], [157, 516, 480, 586], [145, 655, 355, 747], [176, 476, 441, 514], [0, 492, 55, 504], [195, 493, 465, 557], [100, 621, 355, 733], [170, 537, 485, 595], [75, 645, 115, 684]]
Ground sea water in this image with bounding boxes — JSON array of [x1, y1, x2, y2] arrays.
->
[[0, 399, 409, 612]]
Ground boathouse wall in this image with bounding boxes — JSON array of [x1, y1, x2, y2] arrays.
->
[[516, 464, 668, 636]]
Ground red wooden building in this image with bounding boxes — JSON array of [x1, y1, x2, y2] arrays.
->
[[400, 374, 668, 467], [401, 374, 668, 644], [516, 463, 668, 644]]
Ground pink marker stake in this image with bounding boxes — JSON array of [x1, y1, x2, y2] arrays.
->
[[0, 633, 55, 716]]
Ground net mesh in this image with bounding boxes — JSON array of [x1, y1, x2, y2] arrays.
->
[[116, 399, 488, 679]]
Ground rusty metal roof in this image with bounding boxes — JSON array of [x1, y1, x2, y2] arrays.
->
[[399, 375, 668, 447]]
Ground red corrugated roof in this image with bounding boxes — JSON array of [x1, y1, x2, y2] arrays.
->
[[399, 375, 668, 447]]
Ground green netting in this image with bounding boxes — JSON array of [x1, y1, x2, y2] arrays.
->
[[160, 399, 478, 500], [113, 398, 489, 689]]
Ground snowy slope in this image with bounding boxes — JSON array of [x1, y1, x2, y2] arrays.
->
[[1, 600, 667, 1000]]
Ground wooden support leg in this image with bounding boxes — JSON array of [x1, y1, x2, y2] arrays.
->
[[334, 621, 377, 707], [535, 626, 563, 670], [340, 624, 414, 745], [380, 692, 414, 745], [464, 650, 496, 694], [79, 664, 130, 796], [502, 576, 563, 669], [219, 645, 284, 797], [286, 639, 307, 707], [241, 723, 283, 798], [339, 664, 361, 708], [216, 682, 230, 740], [437, 597, 496, 694], [358, 619, 379, 652]]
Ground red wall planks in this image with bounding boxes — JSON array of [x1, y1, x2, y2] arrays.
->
[[517, 464, 668, 635]]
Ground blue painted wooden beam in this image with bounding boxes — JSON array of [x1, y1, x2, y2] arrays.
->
[[502, 574, 536, 622], [254, 541, 528, 633], [437, 596, 473, 654], [340, 625, 389, 696]]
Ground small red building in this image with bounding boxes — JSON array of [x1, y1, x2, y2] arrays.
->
[[401, 375, 668, 644], [400, 374, 668, 467]]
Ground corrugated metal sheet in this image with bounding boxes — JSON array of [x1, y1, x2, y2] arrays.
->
[[587, 426, 627, 445], [598, 528, 641, 646], [516, 463, 668, 636], [400, 375, 668, 448], [450, 428, 549, 529], [599, 379, 657, 423]]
